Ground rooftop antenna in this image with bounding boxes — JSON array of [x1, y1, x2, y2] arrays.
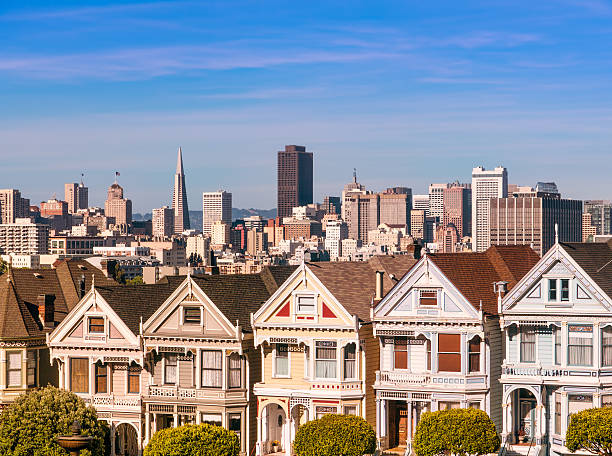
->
[[353, 168, 357, 183], [80, 173, 84, 185]]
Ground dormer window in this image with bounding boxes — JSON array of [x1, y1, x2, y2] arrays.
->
[[419, 289, 438, 306], [296, 294, 315, 314], [88, 317, 104, 334], [548, 279, 571, 302], [183, 307, 201, 325], [561, 279, 570, 301]]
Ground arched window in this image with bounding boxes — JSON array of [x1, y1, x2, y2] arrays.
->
[[468, 336, 481, 373]]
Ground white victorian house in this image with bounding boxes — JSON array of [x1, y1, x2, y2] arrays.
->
[[373, 245, 540, 455], [500, 239, 612, 456]]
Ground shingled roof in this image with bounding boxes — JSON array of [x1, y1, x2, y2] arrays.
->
[[307, 255, 418, 321], [0, 259, 117, 340], [560, 240, 612, 300], [427, 245, 540, 315]]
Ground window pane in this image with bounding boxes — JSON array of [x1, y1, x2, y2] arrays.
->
[[229, 354, 241, 388], [165, 354, 177, 384], [183, 307, 201, 324], [419, 290, 437, 306], [70, 358, 89, 393], [88, 317, 104, 333], [229, 414, 241, 445], [438, 353, 461, 372], [394, 338, 408, 370], [555, 398, 562, 434], [297, 295, 315, 313], [520, 329, 536, 363], [201, 350, 222, 387], [128, 367, 140, 394], [561, 279, 570, 301], [438, 334, 460, 352], [315, 342, 336, 378], [568, 325, 593, 366], [602, 327, 612, 367], [7, 352, 21, 387], [344, 344, 356, 379], [95, 364, 107, 394], [548, 279, 557, 301], [554, 327, 562, 365], [275, 344, 289, 377], [27, 350, 37, 387], [438, 334, 461, 372]]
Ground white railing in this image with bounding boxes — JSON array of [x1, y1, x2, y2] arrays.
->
[[502, 364, 599, 377], [92, 395, 141, 408], [378, 371, 430, 384]]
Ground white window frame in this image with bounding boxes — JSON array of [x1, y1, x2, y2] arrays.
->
[[519, 327, 537, 364], [314, 340, 338, 380], [6, 351, 22, 388], [162, 353, 178, 385], [86, 314, 106, 335], [567, 324, 593, 367], [182, 305, 203, 326], [293, 291, 317, 315], [417, 288, 439, 307], [272, 344, 290, 378]]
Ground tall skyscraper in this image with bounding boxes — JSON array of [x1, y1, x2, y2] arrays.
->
[[153, 206, 175, 237], [172, 147, 190, 234], [471, 166, 508, 252], [443, 185, 472, 238], [0, 189, 30, 225], [104, 177, 132, 228], [65, 178, 89, 214], [341, 170, 367, 223], [490, 194, 582, 256], [428, 183, 450, 220], [277, 145, 313, 218], [583, 200, 612, 236], [412, 194, 430, 215], [379, 190, 412, 230], [202, 190, 232, 236]]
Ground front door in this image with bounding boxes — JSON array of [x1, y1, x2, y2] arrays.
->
[[388, 402, 408, 448], [519, 400, 536, 440], [398, 407, 408, 446]]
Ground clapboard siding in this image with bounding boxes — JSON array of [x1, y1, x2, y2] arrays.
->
[[361, 324, 379, 429], [507, 326, 518, 363], [538, 331, 553, 366], [487, 317, 503, 433]]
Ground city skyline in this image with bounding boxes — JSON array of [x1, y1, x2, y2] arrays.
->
[[1, 1, 612, 210]]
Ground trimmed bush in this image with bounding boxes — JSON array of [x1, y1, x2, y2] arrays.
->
[[293, 414, 376, 456], [566, 407, 612, 455], [413, 408, 500, 456], [144, 423, 239, 456], [0, 385, 107, 456]]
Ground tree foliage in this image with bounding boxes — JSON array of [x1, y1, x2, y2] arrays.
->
[[413, 408, 500, 456], [293, 414, 376, 456], [0, 386, 108, 456], [566, 407, 612, 456], [0, 259, 7, 275], [144, 423, 239, 456], [125, 276, 144, 285]]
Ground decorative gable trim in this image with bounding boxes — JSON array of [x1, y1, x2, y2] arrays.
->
[[322, 303, 338, 319], [275, 301, 291, 317]]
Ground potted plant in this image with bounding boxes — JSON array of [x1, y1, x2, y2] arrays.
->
[[271, 440, 281, 453], [518, 428, 527, 443]]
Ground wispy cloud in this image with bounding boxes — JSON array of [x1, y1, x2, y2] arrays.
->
[[433, 31, 542, 48]]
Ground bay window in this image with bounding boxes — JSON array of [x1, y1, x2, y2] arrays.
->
[[438, 334, 461, 373], [228, 353, 241, 388], [128, 366, 140, 394], [568, 394, 592, 427], [568, 324, 593, 366], [95, 363, 107, 394], [164, 354, 177, 384], [468, 336, 481, 373], [26, 350, 37, 387], [520, 328, 536, 363], [315, 341, 337, 379], [554, 326, 562, 365], [602, 326, 612, 367], [394, 337, 408, 370], [7, 351, 22, 388], [344, 344, 356, 379], [201, 350, 222, 387], [274, 344, 289, 377], [555, 397, 562, 434]]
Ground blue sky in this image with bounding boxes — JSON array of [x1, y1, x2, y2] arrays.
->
[[1, 0, 611, 212]]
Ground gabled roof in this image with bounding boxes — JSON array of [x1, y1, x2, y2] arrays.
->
[[95, 284, 176, 334], [427, 245, 540, 315], [306, 255, 418, 321], [559, 240, 612, 300], [0, 259, 118, 340]]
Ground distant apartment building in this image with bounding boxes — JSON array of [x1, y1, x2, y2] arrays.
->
[[582, 213, 598, 242], [211, 220, 231, 246], [489, 194, 582, 256], [93, 244, 150, 257], [428, 183, 449, 220], [410, 209, 436, 242], [344, 193, 379, 243], [40, 198, 68, 218], [186, 234, 210, 264], [0, 218, 49, 255], [322, 196, 341, 215], [277, 145, 313, 218], [368, 223, 402, 249], [172, 147, 190, 233], [64, 181, 88, 214], [243, 216, 266, 232], [436, 224, 459, 253], [443, 185, 471, 237], [104, 182, 132, 228], [202, 190, 232, 236], [152, 206, 174, 237], [472, 166, 508, 252], [341, 170, 367, 222], [49, 235, 106, 257], [324, 219, 348, 259], [380, 190, 412, 230], [247, 229, 267, 255], [283, 218, 322, 240], [584, 200, 612, 236], [0, 189, 30, 224], [341, 238, 362, 260], [412, 194, 430, 215]]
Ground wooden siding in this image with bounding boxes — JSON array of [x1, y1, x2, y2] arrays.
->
[[486, 317, 503, 433], [361, 323, 379, 429], [179, 358, 194, 387], [111, 366, 125, 395], [538, 330, 553, 366], [245, 337, 260, 456]]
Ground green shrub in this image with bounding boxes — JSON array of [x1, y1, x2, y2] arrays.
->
[[0, 385, 108, 456], [293, 414, 376, 456], [413, 408, 500, 456], [566, 407, 612, 455], [144, 423, 239, 456]]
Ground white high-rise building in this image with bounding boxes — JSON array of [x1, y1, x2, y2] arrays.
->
[[412, 194, 430, 216], [0, 218, 49, 255], [428, 183, 449, 220], [471, 166, 508, 252], [202, 191, 232, 236], [324, 220, 348, 260], [152, 206, 174, 238]]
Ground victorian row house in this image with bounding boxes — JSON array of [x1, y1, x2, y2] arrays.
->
[[251, 256, 416, 456], [500, 239, 612, 456], [47, 267, 296, 456], [371, 245, 540, 455]]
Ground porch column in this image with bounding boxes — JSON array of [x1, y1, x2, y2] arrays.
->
[[407, 400, 413, 443], [145, 411, 151, 444], [561, 391, 568, 435], [110, 424, 116, 456], [480, 337, 486, 373], [376, 399, 381, 440], [196, 411, 201, 424], [594, 323, 601, 369], [535, 404, 544, 442], [505, 396, 513, 437], [256, 416, 262, 456], [65, 357, 70, 390], [501, 402, 508, 442], [58, 361, 64, 389], [284, 413, 292, 456], [431, 334, 438, 373], [89, 357, 95, 395], [173, 409, 178, 428], [381, 399, 387, 442], [195, 349, 201, 389]]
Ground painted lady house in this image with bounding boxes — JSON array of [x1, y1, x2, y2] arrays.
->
[[0, 260, 113, 406], [372, 246, 539, 455], [500, 239, 612, 456], [48, 267, 294, 456], [251, 256, 417, 456]]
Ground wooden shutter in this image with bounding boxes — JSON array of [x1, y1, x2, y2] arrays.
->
[[71, 358, 89, 393], [438, 334, 461, 372]]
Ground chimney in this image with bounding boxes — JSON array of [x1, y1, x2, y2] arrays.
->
[[79, 274, 86, 298], [375, 270, 384, 300], [37, 294, 55, 328]]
